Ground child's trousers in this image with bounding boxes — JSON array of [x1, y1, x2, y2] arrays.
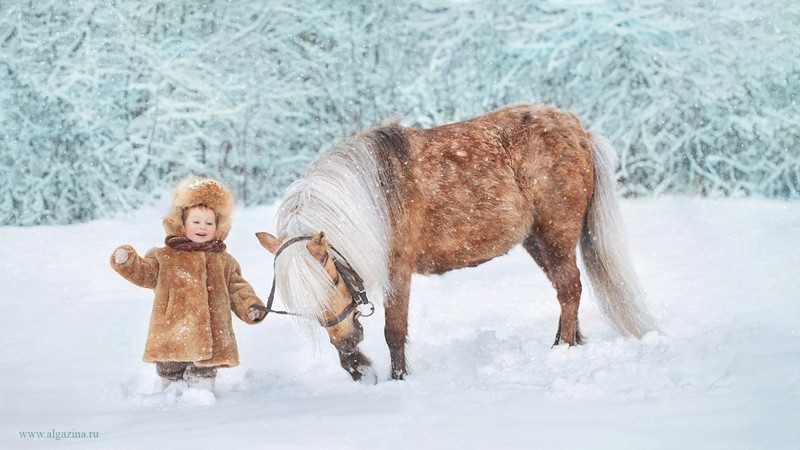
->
[[156, 361, 217, 381]]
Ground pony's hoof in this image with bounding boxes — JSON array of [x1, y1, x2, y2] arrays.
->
[[390, 369, 407, 381], [552, 328, 585, 347], [355, 365, 378, 385], [551, 336, 585, 348]]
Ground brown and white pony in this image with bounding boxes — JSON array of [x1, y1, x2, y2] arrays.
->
[[257, 104, 658, 383]]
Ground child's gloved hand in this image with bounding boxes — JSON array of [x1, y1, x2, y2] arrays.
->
[[247, 305, 267, 322], [114, 247, 129, 264]]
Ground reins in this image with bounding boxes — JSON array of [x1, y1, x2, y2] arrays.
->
[[251, 235, 374, 328]]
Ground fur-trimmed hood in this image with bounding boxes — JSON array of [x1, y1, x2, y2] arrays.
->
[[163, 176, 235, 240]]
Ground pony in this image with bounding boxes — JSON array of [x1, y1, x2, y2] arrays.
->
[[257, 104, 658, 383]]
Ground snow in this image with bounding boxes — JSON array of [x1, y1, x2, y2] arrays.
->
[[1, 197, 799, 448]]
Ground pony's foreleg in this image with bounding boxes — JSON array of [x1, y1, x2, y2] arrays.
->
[[384, 268, 412, 380], [338, 349, 377, 384]]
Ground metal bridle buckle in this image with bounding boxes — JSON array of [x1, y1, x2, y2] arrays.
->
[[356, 300, 375, 318]]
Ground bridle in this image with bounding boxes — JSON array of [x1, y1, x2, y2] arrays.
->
[[253, 235, 375, 328]]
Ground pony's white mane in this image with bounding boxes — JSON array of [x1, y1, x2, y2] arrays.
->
[[273, 244, 337, 346], [273, 130, 395, 339]]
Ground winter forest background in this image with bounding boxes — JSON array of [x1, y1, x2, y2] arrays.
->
[[1, 0, 798, 226]]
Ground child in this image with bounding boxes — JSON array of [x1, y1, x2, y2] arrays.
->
[[110, 176, 266, 392]]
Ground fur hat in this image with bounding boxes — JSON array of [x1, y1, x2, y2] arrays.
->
[[163, 176, 235, 240]]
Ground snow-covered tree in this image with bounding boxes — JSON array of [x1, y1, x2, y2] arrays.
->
[[1, 0, 797, 225]]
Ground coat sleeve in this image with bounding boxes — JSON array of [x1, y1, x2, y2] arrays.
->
[[227, 256, 266, 324], [110, 245, 160, 289]]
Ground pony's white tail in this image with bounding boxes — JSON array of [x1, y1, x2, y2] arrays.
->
[[580, 134, 659, 338]]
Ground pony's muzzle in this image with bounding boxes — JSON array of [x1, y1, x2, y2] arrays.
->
[[330, 317, 364, 355]]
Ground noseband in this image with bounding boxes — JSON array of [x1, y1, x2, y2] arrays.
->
[[256, 235, 374, 328]]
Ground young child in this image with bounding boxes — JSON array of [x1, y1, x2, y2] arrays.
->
[[110, 176, 266, 392]]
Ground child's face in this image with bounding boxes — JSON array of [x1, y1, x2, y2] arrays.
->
[[184, 207, 217, 243]]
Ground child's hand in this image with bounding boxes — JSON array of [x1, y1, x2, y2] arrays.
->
[[114, 247, 129, 264], [247, 305, 266, 322]]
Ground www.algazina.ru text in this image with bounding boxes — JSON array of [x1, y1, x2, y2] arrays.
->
[[19, 429, 100, 441]]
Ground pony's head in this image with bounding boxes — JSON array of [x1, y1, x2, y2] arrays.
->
[[257, 231, 366, 354]]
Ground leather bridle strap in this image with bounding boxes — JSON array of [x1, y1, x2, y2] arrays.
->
[[253, 236, 316, 319], [259, 235, 373, 328], [330, 246, 371, 310], [319, 300, 359, 328]]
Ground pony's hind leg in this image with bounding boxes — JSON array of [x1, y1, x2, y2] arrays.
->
[[523, 228, 584, 346]]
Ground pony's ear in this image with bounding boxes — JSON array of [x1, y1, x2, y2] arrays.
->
[[306, 231, 329, 262], [256, 232, 282, 254]]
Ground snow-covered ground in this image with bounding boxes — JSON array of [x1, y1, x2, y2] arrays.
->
[[1, 197, 798, 449]]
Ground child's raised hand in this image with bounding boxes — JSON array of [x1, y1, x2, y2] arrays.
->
[[113, 247, 130, 264]]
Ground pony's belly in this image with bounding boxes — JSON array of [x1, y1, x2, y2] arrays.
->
[[408, 192, 533, 275], [413, 226, 523, 275]]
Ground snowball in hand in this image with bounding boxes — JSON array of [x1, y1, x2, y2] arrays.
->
[[114, 248, 129, 264]]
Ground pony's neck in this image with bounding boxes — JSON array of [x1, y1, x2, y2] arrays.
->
[[276, 138, 393, 295]]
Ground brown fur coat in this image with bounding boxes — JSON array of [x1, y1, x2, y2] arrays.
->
[[111, 246, 263, 367], [110, 177, 264, 367]]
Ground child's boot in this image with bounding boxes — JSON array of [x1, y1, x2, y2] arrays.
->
[[186, 364, 217, 392], [156, 361, 188, 392]]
